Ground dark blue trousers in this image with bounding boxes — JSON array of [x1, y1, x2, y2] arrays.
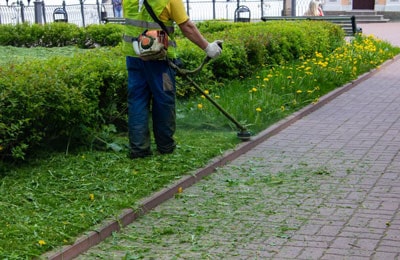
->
[[126, 56, 176, 155]]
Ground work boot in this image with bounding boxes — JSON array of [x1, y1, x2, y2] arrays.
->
[[129, 149, 152, 159]]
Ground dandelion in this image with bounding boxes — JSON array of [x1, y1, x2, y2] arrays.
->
[[252, 87, 257, 92], [201, 95, 206, 99], [178, 187, 183, 193], [215, 95, 220, 99], [280, 105, 285, 111], [287, 76, 292, 79], [256, 107, 262, 112], [38, 240, 46, 246], [296, 90, 302, 94], [203, 90, 209, 95], [263, 77, 269, 82], [89, 193, 94, 201], [197, 103, 203, 109]]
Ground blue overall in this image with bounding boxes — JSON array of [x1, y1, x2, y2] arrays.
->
[[127, 56, 176, 156]]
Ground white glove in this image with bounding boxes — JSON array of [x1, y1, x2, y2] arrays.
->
[[205, 40, 223, 59]]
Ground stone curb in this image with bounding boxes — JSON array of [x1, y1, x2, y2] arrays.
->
[[43, 54, 400, 260]]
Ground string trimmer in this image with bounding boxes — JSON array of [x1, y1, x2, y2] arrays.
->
[[169, 55, 251, 141]]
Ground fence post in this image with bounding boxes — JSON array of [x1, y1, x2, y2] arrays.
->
[[96, 0, 101, 23], [291, 0, 296, 16], [80, 0, 86, 27], [212, 0, 215, 19], [186, 0, 189, 17], [20, 1, 25, 23], [34, 0, 43, 24]]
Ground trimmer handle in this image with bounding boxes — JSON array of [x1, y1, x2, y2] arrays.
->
[[205, 41, 223, 63]]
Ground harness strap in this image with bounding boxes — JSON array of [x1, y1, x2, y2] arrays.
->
[[125, 18, 174, 34], [123, 34, 177, 48]]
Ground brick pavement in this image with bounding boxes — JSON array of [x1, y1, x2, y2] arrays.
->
[[72, 26, 400, 259]]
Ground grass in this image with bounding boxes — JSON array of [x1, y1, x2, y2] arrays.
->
[[0, 34, 399, 258], [0, 45, 89, 66]]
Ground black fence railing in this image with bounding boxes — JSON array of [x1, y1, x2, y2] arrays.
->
[[0, 0, 311, 26], [0, 0, 114, 26]]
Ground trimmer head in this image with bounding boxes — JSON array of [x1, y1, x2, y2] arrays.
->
[[237, 130, 251, 141]]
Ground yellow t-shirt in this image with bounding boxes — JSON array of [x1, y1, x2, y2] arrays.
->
[[159, 0, 189, 25]]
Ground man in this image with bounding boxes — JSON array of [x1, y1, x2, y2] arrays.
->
[[122, 0, 222, 159], [112, 0, 123, 18]]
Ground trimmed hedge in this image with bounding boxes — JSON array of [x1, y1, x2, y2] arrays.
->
[[0, 47, 126, 160], [0, 20, 346, 160], [0, 22, 123, 48], [175, 20, 345, 95]]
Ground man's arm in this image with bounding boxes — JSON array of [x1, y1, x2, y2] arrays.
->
[[178, 19, 208, 50]]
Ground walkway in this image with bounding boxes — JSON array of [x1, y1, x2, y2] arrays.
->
[[72, 23, 400, 259]]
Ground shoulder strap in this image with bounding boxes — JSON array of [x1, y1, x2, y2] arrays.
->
[[143, 0, 171, 35]]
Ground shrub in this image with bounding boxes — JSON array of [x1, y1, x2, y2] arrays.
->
[[0, 47, 126, 160], [0, 22, 123, 48], [175, 20, 345, 91], [40, 22, 83, 47], [78, 23, 124, 48]]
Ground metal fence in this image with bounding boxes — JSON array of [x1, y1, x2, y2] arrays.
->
[[0, 1, 114, 26], [0, 0, 312, 26]]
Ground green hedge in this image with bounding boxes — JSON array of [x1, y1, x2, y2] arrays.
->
[[0, 22, 123, 47], [0, 47, 126, 160], [0, 21, 346, 160], [175, 20, 345, 95]]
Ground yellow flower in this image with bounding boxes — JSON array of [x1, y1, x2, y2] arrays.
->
[[201, 95, 206, 99], [38, 240, 46, 246], [204, 90, 209, 95], [215, 95, 220, 99], [263, 78, 269, 82], [280, 105, 285, 111], [296, 90, 302, 94], [252, 87, 257, 92], [89, 193, 94, 201], [197, 104, 203, 109], [256, 107, 262, 112], [178, 187, 183, 193]]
